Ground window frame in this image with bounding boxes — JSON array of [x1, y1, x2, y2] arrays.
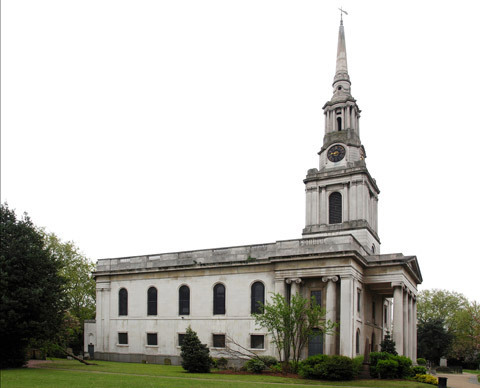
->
[[179, 285, 190, 316], [118, 332, 128, 345], [328, 191, 342, 224], [251, 281, 265, 314], [147, 286, 158, 316], [146, 332, 158, 346], [213, 283, 226, 315], [250, 334, 265, 350], [212, 334, 226, 348], [119, 288, 128, 316]]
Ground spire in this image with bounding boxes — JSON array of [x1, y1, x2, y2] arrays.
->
[[332, 19, 351, 98]]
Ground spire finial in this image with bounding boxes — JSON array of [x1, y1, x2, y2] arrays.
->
[[339, 7, 348, 25]]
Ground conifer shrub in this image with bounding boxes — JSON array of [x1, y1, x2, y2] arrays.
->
[[180, 327, 210, 373]]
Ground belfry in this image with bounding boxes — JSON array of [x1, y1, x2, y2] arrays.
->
[[85, 19, 422, 365]]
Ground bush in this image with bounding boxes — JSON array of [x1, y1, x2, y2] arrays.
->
[[180, 327, 210, 373], [413, 374, 438, 385], [416, 357, 427, 365], [216, 357, 228, 369], [259, 356, 278, 367], [246, 358, 265, 373], [369, 352, 392, 377], [393, 355, 412, 378], [352, 355, 364, 377], [376, 359, 399, 379], [412, 366, 427, 375], [297, 354, 355, 381]]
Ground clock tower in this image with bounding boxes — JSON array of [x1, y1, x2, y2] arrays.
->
[[303, 20, 380, 254]]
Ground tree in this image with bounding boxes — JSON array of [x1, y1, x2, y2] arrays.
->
[[450, 302, 480, 366], [41, 232, 96, 353], [0, 204, 66, 368], [417, 318, 453, 365], [380, 331, 397, 355], [252, 292, 335, 373], [180, 326, 211, 373], [417, 289, 468, 330]]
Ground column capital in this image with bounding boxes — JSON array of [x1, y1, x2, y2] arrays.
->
[[322, 275, 339, 283], [285, 277, 302, 285], [391, 282, 405, 290]]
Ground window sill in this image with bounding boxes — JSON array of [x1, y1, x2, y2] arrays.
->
[[211, 347, 226, 350], [116, 344, 129, 347], [249, 348, 265, 351], [145, 345, 158, 348]]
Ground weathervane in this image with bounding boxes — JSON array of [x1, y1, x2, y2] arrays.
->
[[339, 7, 348, 24]]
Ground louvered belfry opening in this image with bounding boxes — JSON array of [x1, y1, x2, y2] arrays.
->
[[329, 192, 342, 224]]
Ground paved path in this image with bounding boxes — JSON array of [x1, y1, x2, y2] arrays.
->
[[437, 373, 480, 388]]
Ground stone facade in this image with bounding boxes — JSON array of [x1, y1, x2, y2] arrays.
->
[[85, 21, 422, 364]]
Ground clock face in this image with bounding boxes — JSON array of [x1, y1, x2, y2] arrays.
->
[[327, 145, 346, 162]]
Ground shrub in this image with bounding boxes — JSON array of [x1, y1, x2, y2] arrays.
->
[[393, 355, 412, 378], [412, 366, 427, 375], [298, 354, 355, 381], [216, 357, 228, 369], [270, 364, 282, 373], [416, 357, 427, 365], [376, 359, 398, 379], [413, 374, 438, 385], [246, 358, 265, 373], [259, 355, 278, 367], [180, 327, 210, 373], [352, 355, 364, 377], [369, 352, 392, 377]]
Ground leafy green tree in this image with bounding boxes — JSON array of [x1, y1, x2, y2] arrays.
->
[[41, 232, 96, 353], [417, 289, 468, 329], [180, 326, 211, 373], [0, 204, 66, 368], [253, 293, 335, 373], [450, 302, 480, 365], [417, 318, 453, 365]]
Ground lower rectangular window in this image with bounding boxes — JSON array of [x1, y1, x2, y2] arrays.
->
[[178, 333, 185, 347], [118, 332, 128, 345], [250, 335, 264, 349], [147, 333, 158, 346], [212, 334, 225, 348]]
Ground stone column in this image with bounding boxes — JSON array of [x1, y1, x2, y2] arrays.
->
[[339, 276, 354, 357], [408, 293, 414, 360], [322, 276, 339, 355], [274, 279, 287, 299], [393, 284, 404, 355], [286, 278, 302, 297], [413, 297, 417, 362], [403, 289, 409, 356]]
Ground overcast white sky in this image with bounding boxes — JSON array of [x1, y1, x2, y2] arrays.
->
[[2, 0, 480, 302]]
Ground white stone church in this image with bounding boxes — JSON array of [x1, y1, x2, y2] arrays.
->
[[85, 20, 422, 365]]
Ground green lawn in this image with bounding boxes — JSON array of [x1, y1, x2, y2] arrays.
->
[[464, 370, 480, 383], [0, 359, 432, 388]]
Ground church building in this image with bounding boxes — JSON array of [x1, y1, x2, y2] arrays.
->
[[85, 20, 422, 365]]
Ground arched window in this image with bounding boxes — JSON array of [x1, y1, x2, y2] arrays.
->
[[179, 285, 190, 315], [329, 192, 342, 224], [251, 282, 265, 314], [119, 288, 128, 316], [147, 287, 157, 316], [356, 329, 360, 354], [213, 283, 225, 315]]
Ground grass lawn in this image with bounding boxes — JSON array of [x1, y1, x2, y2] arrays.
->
[[464, 370, 480, 382], [0, 359, 432, 388]]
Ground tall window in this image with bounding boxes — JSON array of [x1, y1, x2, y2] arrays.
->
[[371, 333, 376, 352], [311, 290, 322, 307], [337, 117, 342, 131], [372, 301, 376, 323], [329, 192, 342, 224], [119, 288, 128, 316], [251, 282, 265, 314], [179, 285, 190, 315], [357, 289, 361, 313], [213, 283, 226, 315], [147, 287, 157, 316], [356, 329, 360, 354]]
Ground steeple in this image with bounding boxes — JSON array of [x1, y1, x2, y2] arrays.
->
[[302, 19, 381, 255], [332, 20, 352, 100]]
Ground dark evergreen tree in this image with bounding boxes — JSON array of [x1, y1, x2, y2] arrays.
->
[[417, 318, 453, 365], [380, 331, 398, 355], [0, 204, 66, 368], [180, 326, 211, 373]]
